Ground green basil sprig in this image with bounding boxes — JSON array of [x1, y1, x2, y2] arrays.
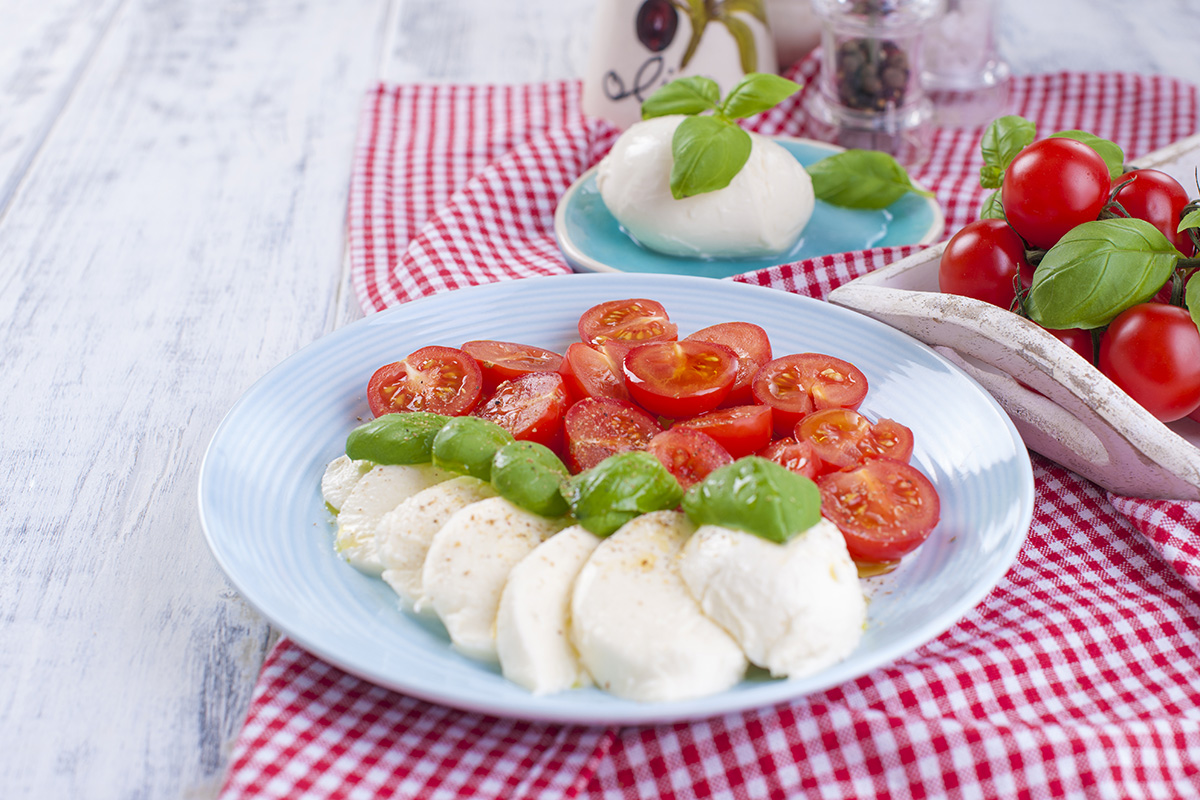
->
[[1050, 130, 1126, 179], [807, 150, 934, 210], [1178, 207, 1200, 236], [979, 115, 1036, 189], [1025, 218, 1180, 330], [642, 73, 801, 199], [1187, 271, 1200, 332]]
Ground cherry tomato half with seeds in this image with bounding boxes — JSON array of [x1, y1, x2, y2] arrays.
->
[[461, 340, 565, 393], [819, 459, 941, 562], [645, 427, 733, 490], [559, 342, 629, 403], [751, 352, 869, 436], [756, 437, 820, 480], [367, 346, 483, 418], [1001, 137, 1111, 249], [795, 408, 914, 474], [1098, 302, 1200, 422], [673, 404, 773, 458], [1111, 169, 1196, 257], [562, 396, 663, 473], [938, 219, 1036, 309], [473, 371, 571, 452], [622, 340, 739, 419], [578, 298, 678, 348], [683, 321, 772, 407]]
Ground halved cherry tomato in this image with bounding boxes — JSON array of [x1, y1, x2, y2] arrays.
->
[[674, 404, 773, 458], [461, 340, 565, 393], [646, 428, 733, 489], [684, 322, 772, 406], [559, 342, 629, 402], [367, 346, 483, 418], [622, 341, 739, 419], [819, 459, 940, 562], [756, 437, 820, 480], [578, 298, 678, 347], [751, 353, 868, 436], [562, 397, 663, 473], [473, 372, 571, 452], [796, 408, 914, 473]]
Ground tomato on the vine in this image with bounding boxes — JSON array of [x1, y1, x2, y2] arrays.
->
[[1111, 169, 1196, 257], [1044, 326, 1095, 362], [938, 219, 1035, 309], [1001, 138, 1111, 249], [819, 459, 940, 562], [1098, 302, 1200, 422], [622, 340, 739, 418], [367, 346, 483, 418], [473, 371, 571, 452], [645, 428, 732, 489]]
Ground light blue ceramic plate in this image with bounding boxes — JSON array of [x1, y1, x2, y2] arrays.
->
[[555, 138, 945, 278], [199, 273, 1031, 726]]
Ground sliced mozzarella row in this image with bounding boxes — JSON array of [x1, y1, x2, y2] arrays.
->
[[378, 475, 497, 610], [334, 463, 450, 575], [570, 511, 748, 702], [320, 454, 373, 513], [678, 519, 866, 679], [421, 497, 566, 662], [495, 525, 601, 695]]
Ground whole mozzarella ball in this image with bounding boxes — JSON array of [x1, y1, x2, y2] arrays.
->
[[596, 114, 815, 258]]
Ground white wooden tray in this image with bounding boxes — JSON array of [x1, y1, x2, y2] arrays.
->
[[828, 133, 1200, 501]]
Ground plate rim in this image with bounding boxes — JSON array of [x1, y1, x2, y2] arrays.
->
[[554, 137, 946, 276], [198, 273, 1032, 725]]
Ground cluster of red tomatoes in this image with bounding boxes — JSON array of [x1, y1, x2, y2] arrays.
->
[[366, 298, 941, 567], [939, 136, 1200, 423]]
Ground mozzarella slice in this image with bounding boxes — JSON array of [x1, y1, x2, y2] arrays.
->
[[334, 463, 450, 575], [421, 497, 565, 662], [495, 525, 600, 695], [570, 511, 747, 702], [678, 519, 866, 679], [378, 475, 497, 610], [320, 454, 373, 513]]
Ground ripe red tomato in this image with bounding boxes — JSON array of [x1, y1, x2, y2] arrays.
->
[[578, 298, 678, 348], [751, 353, 869, 436], [683, 321, 772, 406], [1112, 169, 1196, 257], [646, 428, 733, 489], [1044, 326, 1095, 362], [756, 437, 820, 480], [473, 372, 571, 452], [795, 408, 913, 473], [559, 342, 629, 402], [1098, 303, 1200, 422], [562, 396, 663, 473], [819, 459, 941, 562], [460, 340, 565, 393], [673, 404, 773, 458], [1001, 138, 1111, 249], [367, 346, 483, 417], [938, 219, 1035, 309], [622, 340, 739, 418]]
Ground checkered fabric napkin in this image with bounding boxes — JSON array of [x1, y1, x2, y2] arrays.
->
[[220, 59, 1200, 799]]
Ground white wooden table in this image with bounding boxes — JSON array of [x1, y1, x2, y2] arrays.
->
[[2, 1, 1197, 797]]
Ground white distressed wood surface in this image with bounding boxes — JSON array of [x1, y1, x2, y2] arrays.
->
[[1, 1, 1198, 798]]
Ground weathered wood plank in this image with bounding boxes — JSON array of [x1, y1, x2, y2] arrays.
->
[[0, 1, 390, 797]]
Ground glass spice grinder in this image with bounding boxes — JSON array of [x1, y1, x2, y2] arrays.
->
[[805, 0, 939, 165]]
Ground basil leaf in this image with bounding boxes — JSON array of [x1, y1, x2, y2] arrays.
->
[[719, 72, 801, 120], [980, 115, 1036, 188], [1026, 218, 1180, 329], [669, 115, 752, 199], [808, 149, 934, 210], [642, 76, 720, 119], [1187, 271, 1200, 333], [682, 457, 821, 544], [979, 190, 1005, 220], [1051, 130, 1125, 179], [1178, 207, 1200, 233]]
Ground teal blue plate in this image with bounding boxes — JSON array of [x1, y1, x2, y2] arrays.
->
[[555, 138, 944, 278]]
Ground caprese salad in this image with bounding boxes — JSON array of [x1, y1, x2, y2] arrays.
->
[[319, 297, 941, 701]]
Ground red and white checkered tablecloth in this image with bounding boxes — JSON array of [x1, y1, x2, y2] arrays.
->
[[220, 58, 1200, 799]]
